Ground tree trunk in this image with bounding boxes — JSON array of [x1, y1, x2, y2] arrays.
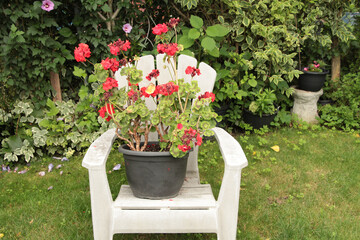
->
[[50, 71, 62, 102], [331, 37, 341, 82]]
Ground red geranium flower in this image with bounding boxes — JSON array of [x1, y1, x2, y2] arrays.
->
[[101, 58, 120, 72], [152, 23, 168, 35], [185, 66, 201, 77], [168, 18, 180, 28], [102, 77, 118, 91], [157, 82, 179, 96], [74, 43, 91, 62], [146, 69, 160, 81], [108, 39, 131, 56], [177, 123, 183, 130], [157, 43, 178, 56], [178, 144, 191, 152], [198, 91, 215, 102]]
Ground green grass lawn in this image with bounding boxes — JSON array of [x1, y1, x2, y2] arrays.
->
[[0, 127, 359, 239]]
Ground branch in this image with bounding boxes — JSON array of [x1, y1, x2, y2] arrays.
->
[[97, 12, 107, 21]]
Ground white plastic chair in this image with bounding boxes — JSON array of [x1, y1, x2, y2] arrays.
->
[[82, 54, 248, 239]]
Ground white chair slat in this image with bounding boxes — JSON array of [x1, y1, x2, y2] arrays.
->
[[137, 55, 156, 110], [177, 54, 198, 84], [197, 62, 217, 96], [114, 69, 129, 90], [156, 54, 175, 85]]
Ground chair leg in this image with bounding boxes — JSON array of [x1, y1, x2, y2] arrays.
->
[[216, 169, 242, 240], [88, 169, 114, 240]]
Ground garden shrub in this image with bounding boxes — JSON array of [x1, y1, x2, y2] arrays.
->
[[319, 72, 360, 131]]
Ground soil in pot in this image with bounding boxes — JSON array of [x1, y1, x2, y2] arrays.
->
[[119, 143, 189, 200]]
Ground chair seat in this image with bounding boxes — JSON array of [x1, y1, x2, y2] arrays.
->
[[114, 183, 216, 210]]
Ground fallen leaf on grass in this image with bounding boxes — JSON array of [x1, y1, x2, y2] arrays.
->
[[48, 163, 54, 172], [356, 134, 360, 138], [29, 219, 34, 224], [271, 145, 280, 152], [56, 164, 62, 169], [38, 171, 46, 177], [48, 186, 53, 191], [112, 164, 121, 171], [18, 169, 28, 174]]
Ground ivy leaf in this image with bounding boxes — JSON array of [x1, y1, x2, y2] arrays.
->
[[201, 37, 216, 51], [59, 27, 72, 37], [78, 86, 89, 100], [190, 15, 203, 29], [188, 28, 200, 39], [206, 24, 230, 37], [46, 99, 59, 117], [73, 66, 87, 79]]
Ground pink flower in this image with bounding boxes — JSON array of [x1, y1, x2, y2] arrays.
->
[[74, 43, 91, 62], [41, 0, 54, 12], [122, 23, 132, 34], [152, 23, 168, 35], [177, 123, 183, 130], [304, 67, 308, 71]]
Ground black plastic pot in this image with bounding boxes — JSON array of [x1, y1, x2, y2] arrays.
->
[[243, 109, 277, 129], [318, 99, 335, 106], [298, 70, 329, 92], [119, 143, 188, 200]]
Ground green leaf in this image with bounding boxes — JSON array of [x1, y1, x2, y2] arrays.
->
[[46, 99, 59, 117], [6, 135, 23, 151], [73, 66, 87, 79], [59, 27, 72, 37], [190, 15, 203, 29], [243, 17, 250, 27], [78, 86, 89, 100], [246, 36, 253, 46], [101, 4, 111, 12], [188, 28, 200, 39], [178, 35, 195, 48], [248, 78, 257, 87], [208, 47, 220, 57], [201, 37, 216, 51], [206, 24, 230, 37]]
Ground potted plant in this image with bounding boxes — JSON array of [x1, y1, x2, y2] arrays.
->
[[74, 18, 218, 199], [298, 60, 329, 92], [243, 88, 278, 129]]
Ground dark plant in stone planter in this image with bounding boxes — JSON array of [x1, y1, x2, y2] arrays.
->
[[299, 60, 329, 92]]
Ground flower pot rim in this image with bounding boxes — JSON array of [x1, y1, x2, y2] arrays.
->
[[244, 107, 279, 117], [119, 142, 192, 158], [301, 69, 329, 75]]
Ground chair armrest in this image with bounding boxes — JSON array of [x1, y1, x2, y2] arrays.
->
[[82, 128, 117, 170], [212, 127, 248, 170]]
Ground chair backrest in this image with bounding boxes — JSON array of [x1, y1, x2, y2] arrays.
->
[[114, 54, 217, 110]]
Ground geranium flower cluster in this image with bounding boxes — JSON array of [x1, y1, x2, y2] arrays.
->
[[108, 39, 131, 56], [74, 43, 91, 62], [185, 66, 201, 77], [177, 125, 202, 152], [103, 77, 118, 91], [198, 91, 215, 102]]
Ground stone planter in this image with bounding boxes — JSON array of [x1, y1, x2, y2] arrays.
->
[[292, 87, 323, 124], [119, 143, 189, 200]]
